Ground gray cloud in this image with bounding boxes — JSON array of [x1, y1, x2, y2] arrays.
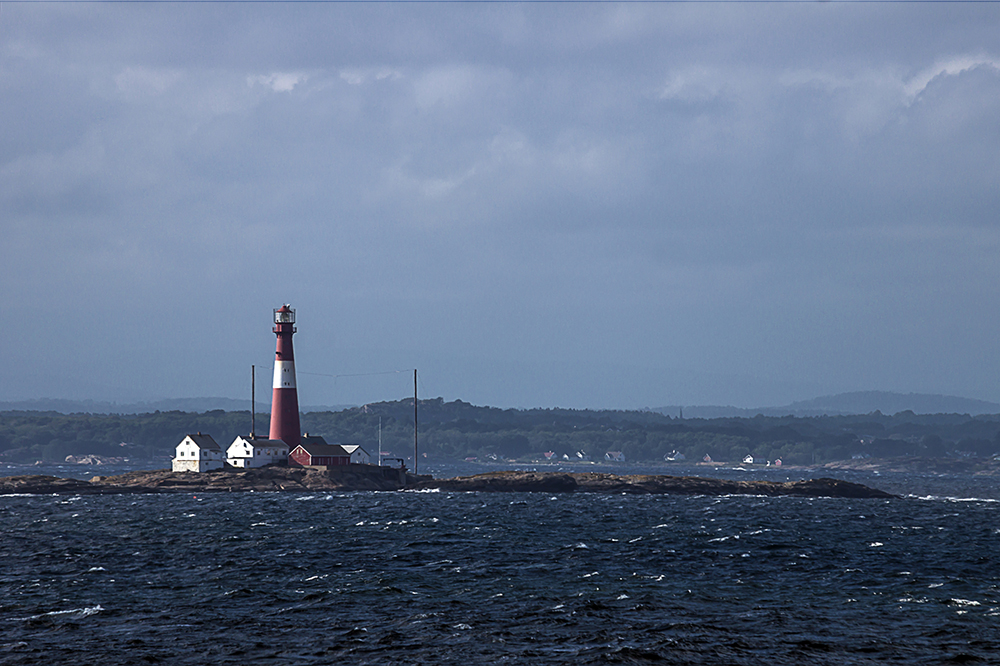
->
[[1, 3, 998, 408]]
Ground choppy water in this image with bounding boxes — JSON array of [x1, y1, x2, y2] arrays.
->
[[1, 467, 999, 665]]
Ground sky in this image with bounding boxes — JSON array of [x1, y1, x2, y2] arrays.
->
[[1, 0, 999, 410]]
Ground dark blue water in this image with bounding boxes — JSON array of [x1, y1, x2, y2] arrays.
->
[[1, 468, 998, 664]]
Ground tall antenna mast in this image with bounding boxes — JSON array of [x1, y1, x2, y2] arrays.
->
[[378, 417, 382, 467], [251, 364, 255, 438], [413, 368, 418, 475]]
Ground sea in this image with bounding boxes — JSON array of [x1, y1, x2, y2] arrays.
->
[[1, 461, 997, 665]]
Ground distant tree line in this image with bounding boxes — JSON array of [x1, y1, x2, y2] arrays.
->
[[0, 410, 250, 463], [2, 399, 1000, 464]]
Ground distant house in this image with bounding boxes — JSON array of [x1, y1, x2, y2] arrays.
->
[[743, 454, 755, 465], [664, 450, 686, 462], [227, 436, 289, 469], [605, 451, 625, 462], [543, 451, 557, 460], [576, 451, 591, 462], [340, 444, 371, 465], [288, 436, 350, 467], [172, 433, 225, 473]]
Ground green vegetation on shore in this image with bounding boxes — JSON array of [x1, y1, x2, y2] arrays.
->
[[2, 398, 1000, 464]]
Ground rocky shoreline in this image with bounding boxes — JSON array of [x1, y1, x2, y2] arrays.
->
[[0, 466, 422, 495], [0, 467, 894, 498], [408, 471, 896, 498]]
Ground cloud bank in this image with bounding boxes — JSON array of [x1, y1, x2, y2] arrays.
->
[[1, 3, 998, 408]]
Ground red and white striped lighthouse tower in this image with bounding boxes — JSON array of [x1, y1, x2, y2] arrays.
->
[[269, 304, 301, 448]]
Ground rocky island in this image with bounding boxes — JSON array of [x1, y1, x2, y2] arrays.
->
[[408, 471, 895, 497], [0, 465, 420, 495], [0, 467, 894, 498]]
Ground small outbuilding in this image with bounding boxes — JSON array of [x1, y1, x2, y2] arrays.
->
[[605, 451, 626, 462], [340, 444, 371, 465], [288, 436, 351, 467], [227, 435, 289, 469], [172, 433, 225, 473], [288, 442, 351, 467]]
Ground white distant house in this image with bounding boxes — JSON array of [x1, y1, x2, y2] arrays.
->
[[743, 454, 755, 464], [605, 451, 626, 462], [339, 444, 371, 465], [227, 436, 289, 469], [664, 450, 686, 462], [172, 433, 225, 473]]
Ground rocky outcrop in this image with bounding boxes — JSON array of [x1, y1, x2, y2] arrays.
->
[[820, 456, 1000, 475], [64, 455, 128, 465], [0, 468, 893, 498], [0, 474, 102, 495], [0, 465, 427, 495], [420, 471, 579, 493], [408, 471, 895, 498]]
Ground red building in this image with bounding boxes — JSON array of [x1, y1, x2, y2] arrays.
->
[[288, 436, 350, 467]]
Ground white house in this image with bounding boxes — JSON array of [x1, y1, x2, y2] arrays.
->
[[339, 444, 371, 465], [227, 435, 289, 469], [605, 451, 626, 462], [743, 454, 755, 465], [172, 433, 225, 472]]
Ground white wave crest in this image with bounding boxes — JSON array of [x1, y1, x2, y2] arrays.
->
[[16, 605, 104, 621]]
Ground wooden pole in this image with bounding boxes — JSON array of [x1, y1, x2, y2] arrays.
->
[[251, 364, 255, 438], [413, 368, 418, 475]]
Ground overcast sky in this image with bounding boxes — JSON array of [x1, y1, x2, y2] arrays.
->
[[2, 1, 999, 410]]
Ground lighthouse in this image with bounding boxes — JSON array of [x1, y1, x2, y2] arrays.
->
[[269, 304, 301, 448]]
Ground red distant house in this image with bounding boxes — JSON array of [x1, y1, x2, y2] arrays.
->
[[288, 436, 350, 467]]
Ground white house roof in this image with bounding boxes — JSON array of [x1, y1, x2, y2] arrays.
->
[[185, 433, 221, 451], [233, 436, 288, 449], [293, 441, 351, 457], [243, 437, 288, 449], [252, 438, 287, 448]]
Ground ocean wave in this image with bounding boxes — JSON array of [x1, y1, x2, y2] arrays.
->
[[14, 605, 104, 622]]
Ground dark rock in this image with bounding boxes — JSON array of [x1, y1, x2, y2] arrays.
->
[[0, 468, 894, 498], [0, 465, 415, 495], [417, 471, 579, 493], [408, 471, 895, 499]]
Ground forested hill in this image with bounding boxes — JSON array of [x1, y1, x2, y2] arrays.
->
[[346, 398, 675, 428], [1, 398, 1000, 465]]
